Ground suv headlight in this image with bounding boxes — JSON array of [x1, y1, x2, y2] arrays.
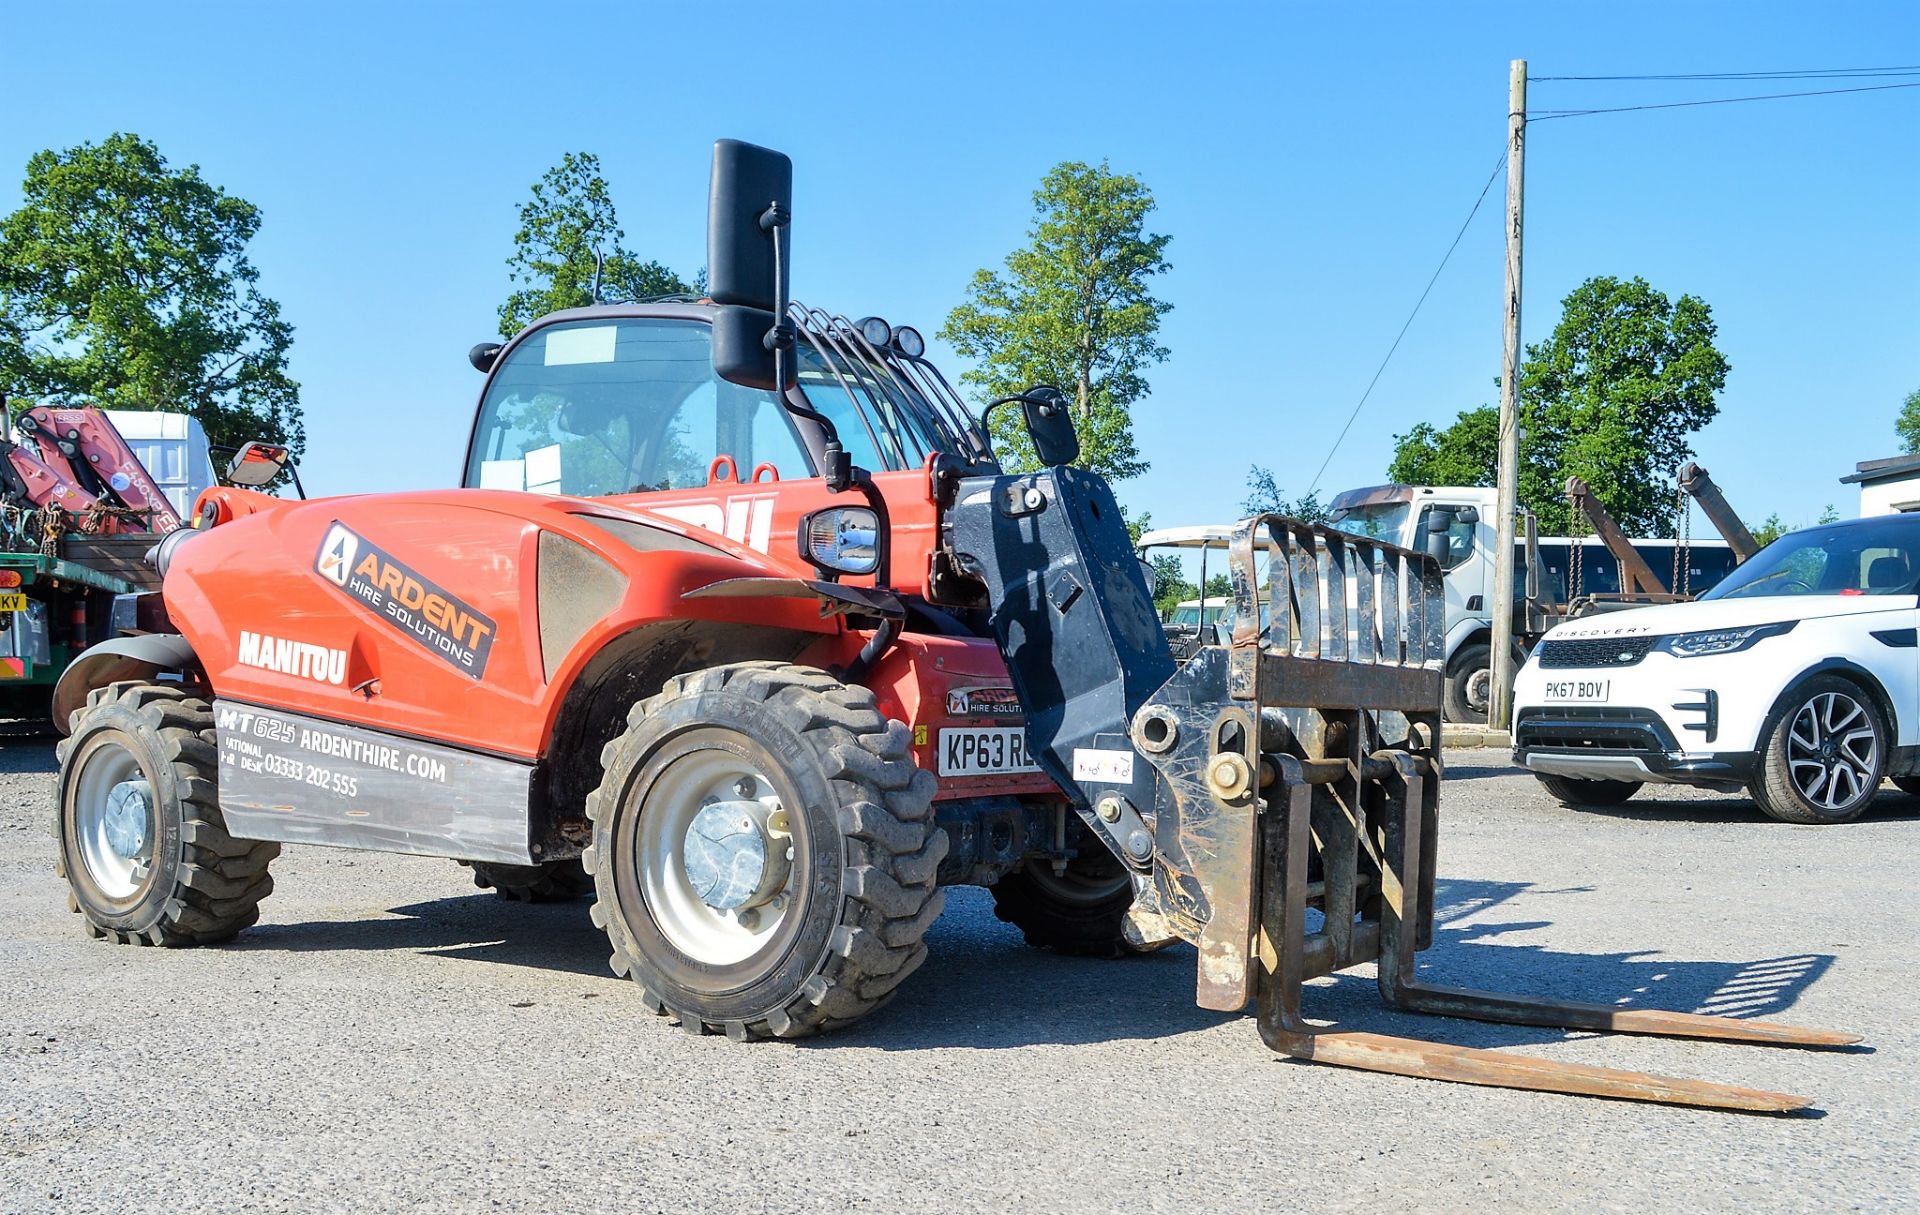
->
[[1654, 620, 1796, 658], [801, 507, 879, 576]]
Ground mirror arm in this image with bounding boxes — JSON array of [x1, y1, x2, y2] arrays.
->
[[758, 199, 851, 494]]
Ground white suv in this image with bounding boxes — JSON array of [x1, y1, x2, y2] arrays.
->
[[1512, 514, 1920, 823]]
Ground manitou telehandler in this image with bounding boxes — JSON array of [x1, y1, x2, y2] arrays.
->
[[50, 140, 1858, 1110]]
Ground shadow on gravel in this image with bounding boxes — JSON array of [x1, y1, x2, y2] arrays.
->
[[222, 872, 1849, 1054], [236, 894, 611, 978], [0, 734, 58, 774], [1443, 763, 1529, 782], [1571, 790, 1920, 825]]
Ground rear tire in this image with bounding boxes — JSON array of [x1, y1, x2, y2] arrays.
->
[[1536, 774, 1642, 807], [1750, 677, 1886, 824], [1443, 642, 1491, 724], [991, 843, 1136, 958], [55, 681, 277, 945], [460, 858, 591, 902], [584, 662, 945, 1039]]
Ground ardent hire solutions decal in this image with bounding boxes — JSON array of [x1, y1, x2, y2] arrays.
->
[[314, 521, 496, 679]]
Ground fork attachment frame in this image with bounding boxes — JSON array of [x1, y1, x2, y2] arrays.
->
[[1133, 516, 1859, 1112]]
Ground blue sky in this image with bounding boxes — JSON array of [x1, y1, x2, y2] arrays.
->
[[4, 2, 1916, 532]]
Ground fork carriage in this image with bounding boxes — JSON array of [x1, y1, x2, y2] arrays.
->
[[1120, 513, 1856, 1111]]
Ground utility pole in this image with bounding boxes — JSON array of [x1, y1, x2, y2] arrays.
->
[[1489, 58, 1526, 733]]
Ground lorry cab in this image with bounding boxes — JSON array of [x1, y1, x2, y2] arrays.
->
[[1327, 484, 1736, 721]]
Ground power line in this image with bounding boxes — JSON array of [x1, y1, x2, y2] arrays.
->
[[1306, 149, 1507, 496], [1536, 65, 1920, 82], [1533, 80, 1920, 119]]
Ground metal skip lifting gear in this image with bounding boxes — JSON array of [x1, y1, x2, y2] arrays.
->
[[947, 487, 1858, 1112]]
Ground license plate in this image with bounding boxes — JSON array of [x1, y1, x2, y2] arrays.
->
[[937, 727, 1041, 776], [1542, 678, 1610, 703], [0, 593, 26, 612]]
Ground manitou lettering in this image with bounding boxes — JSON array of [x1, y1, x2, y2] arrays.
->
[[236, 631, 347, 685]]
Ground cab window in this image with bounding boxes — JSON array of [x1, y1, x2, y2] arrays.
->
[[1416, 506, 1477, 571], [465, 318, 811, 496]]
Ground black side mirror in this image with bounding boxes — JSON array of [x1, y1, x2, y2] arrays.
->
[[468, 342, 502, 373], [1020, 386, 1080, 467], [1455, 506, 1480, 526], [1424, 507, 1454, 566], [708, 139, 794, 392]]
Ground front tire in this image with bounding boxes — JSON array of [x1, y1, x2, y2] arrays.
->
[[584, 662, 945, 1039], [1750, 677, 1887, 824], [991, 841, 1136, 958], [1536, 774, 1642, 807], [55, 681, 277, 945]]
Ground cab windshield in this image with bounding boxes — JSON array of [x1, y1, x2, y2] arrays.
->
[[1702, 518, 1920, 600], [1330, 503, 1411, 544], [463, 315, 972, 497]]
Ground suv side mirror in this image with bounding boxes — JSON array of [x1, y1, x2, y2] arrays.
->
[[1020, 386, 1080, 467]]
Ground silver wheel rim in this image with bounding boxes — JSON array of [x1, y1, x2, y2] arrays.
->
[[1786, 691, 1878, 811], [73, 743, 156, 900], [635, 750, 794, 966]]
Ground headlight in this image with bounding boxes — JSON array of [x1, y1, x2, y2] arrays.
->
[[801, 507, 879, 575], [855, 316, 892, 349], [1654, 621, 1796, 658], [892, 325, 925, 358]]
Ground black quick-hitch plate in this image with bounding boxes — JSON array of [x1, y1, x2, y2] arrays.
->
[[944, 466, 1174, 869]]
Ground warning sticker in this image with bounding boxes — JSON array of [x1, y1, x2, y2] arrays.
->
[[315, 521, 496, 679]]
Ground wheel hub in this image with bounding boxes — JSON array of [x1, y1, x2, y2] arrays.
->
[[103, 781, 152, 859], [683, 795, 791, 912]]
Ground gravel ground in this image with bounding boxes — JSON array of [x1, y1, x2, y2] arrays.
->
[[3, 740, 1915, 1214]]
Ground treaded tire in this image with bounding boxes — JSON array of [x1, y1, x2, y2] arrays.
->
[[991, 846, 1136, 958], [583, 661, 945, 1040], [1443, 642, 1491, 724], [460, 858, 591, 902], [1537, 774, 1642, 807], [1749, 675, 1887, 825], [55, 681, 277, 945]]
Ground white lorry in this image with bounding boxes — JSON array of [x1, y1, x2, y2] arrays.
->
[[1325, 485, 1736, 721]]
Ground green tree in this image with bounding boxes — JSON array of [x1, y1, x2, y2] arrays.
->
[[499, 152, 694, 338], [1895, 386, 1920, 454], [1387, 408, 1500, 489], [0, 133, 303, 454], [1385, 276, 1729, 535], [941, 161, 1171, 483], [1243, 465, 1331, 522], [1149, 552, 1194, 617], [1751, 512, 1788, 547]]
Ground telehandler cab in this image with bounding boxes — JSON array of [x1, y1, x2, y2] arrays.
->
[[51, 140, 1857, 1110]]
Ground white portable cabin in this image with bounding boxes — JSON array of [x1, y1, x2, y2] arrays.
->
[[101, 410, 217, 519]]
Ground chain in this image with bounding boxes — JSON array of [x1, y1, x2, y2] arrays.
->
[[1678, 484, 1693, 598], [1567, 490, 1585, 602]]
